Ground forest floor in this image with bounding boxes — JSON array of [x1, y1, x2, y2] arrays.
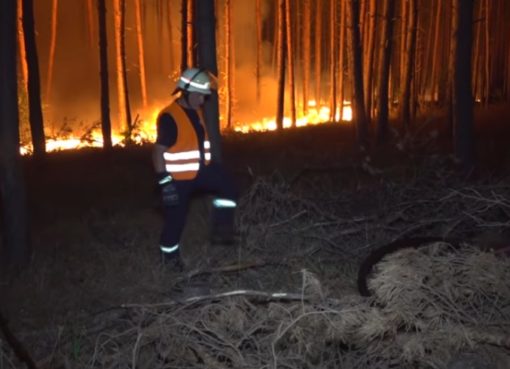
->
[[1, 103, 510, 369]]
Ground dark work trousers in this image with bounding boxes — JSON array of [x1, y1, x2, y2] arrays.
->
[[159, 162, 238, 248]]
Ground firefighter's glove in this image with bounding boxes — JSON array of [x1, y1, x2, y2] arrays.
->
[[158, 173, 179, 207]]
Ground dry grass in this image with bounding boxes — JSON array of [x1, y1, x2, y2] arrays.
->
[[2, 107, 510, 368]]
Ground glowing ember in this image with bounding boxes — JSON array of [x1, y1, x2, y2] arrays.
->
[[19, 102, 352, 155]]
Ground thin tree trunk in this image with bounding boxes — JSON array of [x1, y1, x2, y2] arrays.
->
[[302, 0, 310, 114], [453, 0, 475, 171], [120, 0, 132, 133], [338, 0, 346, 120], [134, 0, 148, 109], [255, 0, 262, 103], [276, 0, 286, 131], [22, 0, 46, 158], [430, 0, 442, 103], [224, 0, 232, 129], [180, 0, 188, 71], [196, 0, 222, 163], [364, 0, 376, 120], [45, 0, 58, 103], [86, 0, 95, 48], [329, 0, 337, 122], [314, 0, 322, 102], [399, 0, 417, 129], [17, 0, 28, 94], [483, 0, 490, 105], [0, 0, 30, 269], [376, 0, 395, 144], [472, 0, 482, 102], [187, 0, 194, 67], [285, 0, 296, 127], [348, 0, 369, 147], [97, 0, 112, 149], [165, 1, 175, 73]]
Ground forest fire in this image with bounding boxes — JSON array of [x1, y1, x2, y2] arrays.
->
[[19, 101, 353, 155]]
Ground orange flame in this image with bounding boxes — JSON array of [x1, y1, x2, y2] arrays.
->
[[20, 101, 352, 155]]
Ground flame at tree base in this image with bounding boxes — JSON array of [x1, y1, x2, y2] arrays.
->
[[19, 101, 352, 155]]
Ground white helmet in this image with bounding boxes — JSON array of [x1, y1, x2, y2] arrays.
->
[[175, 68, 215, 95]]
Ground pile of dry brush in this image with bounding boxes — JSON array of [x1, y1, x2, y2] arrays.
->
[[2, 155, 510, 369]]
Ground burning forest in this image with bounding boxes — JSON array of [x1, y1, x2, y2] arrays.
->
[[1, 1, 510, 369]]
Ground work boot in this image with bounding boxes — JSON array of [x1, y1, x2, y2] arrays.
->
[[161, 251, 185, 272]]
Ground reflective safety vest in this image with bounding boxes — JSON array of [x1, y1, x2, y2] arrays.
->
[[158, 102, 211, 180]]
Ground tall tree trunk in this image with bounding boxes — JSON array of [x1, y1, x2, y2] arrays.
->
[[17, 0, 28, 94], [134, 0, 148, 109], [165, 1, 175, 74], [86, 0, 95, 48], [338, 0, 346, 120], [430, 0, 442, 103], [113, 0, 131, 134], [255, 0, 262, 103], [285, 0, 296, 127], [97, 0, 112, 149], [453, 0, 475, 171], [302, 0, 311, 114], [120, 0, 132, 134], [348, 0, 369, 147], [22, 0, 46, 158], [187, 0, 195, 67], [364, 0, 376, 121], [483, 0, 490, 106], [376, 0, 395, 144], [224, 0, 232, 129], [329, 0, 337, 122], [314, 0, 322, 102], [0, 0, 30, 269], [196, 0, 222, 163], [180, 0, 188, 71], [45, 0, 58, 104], [398, 0, 417, 130], [276, 0, 286, 131]]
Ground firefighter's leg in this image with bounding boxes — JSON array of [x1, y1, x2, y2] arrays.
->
[[160, 181, 191, 266], [197, 164, 238, 243]]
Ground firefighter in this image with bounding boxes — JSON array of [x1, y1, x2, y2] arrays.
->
[[152, 67, 238, 268]]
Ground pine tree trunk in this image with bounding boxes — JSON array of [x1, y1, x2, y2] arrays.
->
[[453, 0, 475, 171], [196, 0, 222, 163], [224, 0, 232, 129], [187, 0, 195, 67], [86, 0, 95, 48], [314, 0, 322, 102], [329, 0, 337, 122], [376, 0, 395, 144], [398, 0, 417, 129], [0, 0, 30, 269], [302, 0, 311, 114], [338, 0, 346, 120], [97, 0, 112, 149], [255, 0, 262, 103], [22, 0, 46, 158], [135, 0, 148, 108], [45, 0, 58, 103], [180, 0, 188, 71], [276, 0, 286, 131], [483, 0, 490, 105], [430, 0, 442, 103], [364, 0, 376, 121], [348, 0, 369, 147], [120, 0, 132, 134], [285, 0, 296, 127], [17, 0, 28, 94]]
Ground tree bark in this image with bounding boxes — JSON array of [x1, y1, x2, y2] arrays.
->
[[348, 0, 369, 148], [135, 0, 148, 109], [45, 0, 58, 104], [285, 0, 296, 127], [398, 0, 417, 129], [196, 0, 223, 163], [453, 0, 475, 171], [376, 0, 395, 144], [329, 0, 337, 122], [0, 0, 30, 269], [22, 0, 46, 158], [224, 0, 232, 129], [97, 0, 112, 149], [302, 0, 311, 114], [276, 0, 286, 131], [180, 0, 188, 71]]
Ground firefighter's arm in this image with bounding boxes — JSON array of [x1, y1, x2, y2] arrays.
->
[[152, 143, 172, 184]]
